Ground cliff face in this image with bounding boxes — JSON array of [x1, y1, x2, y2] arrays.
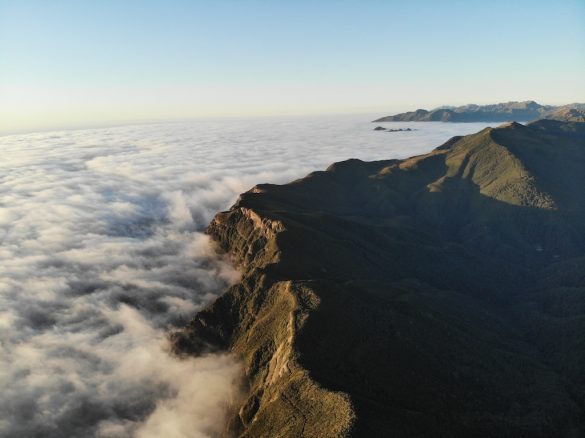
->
[[174, 120, 585, 437]]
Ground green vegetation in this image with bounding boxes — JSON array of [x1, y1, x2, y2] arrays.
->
[[173, 120, 585, 437]]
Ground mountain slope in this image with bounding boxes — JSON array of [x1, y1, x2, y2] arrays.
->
[[174, 120, 585, 437], [543, 106, 585, 123], [372, 101, 583, 123]]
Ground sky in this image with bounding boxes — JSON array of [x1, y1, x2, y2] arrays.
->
[[1, 0, 584, 133]]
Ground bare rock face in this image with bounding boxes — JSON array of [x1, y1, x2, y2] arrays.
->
[[175, 120, 585, 437]]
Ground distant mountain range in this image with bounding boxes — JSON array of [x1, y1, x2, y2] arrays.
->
[[174, 119, 585, 437], [373, 101, 585, 123]]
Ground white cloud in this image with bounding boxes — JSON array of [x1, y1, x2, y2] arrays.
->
[[0, 116, 493, 437], [165, 191, 194, 229]]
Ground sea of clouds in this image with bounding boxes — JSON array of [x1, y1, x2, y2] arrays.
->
[[0, 116, 494, 437]]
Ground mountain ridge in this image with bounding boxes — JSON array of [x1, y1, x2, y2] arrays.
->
[[173, 120, 585, 437], [373, 101, 585, 123]]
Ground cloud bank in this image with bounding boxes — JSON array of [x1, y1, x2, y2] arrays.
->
[[0, 116, 493, 437]]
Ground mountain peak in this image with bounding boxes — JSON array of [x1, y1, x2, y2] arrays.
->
[[496, 121, 524, 129]]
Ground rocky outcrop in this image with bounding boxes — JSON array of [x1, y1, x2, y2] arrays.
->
[[374, 127, 415, 132], [172, 214, 355, 437], [175, 120, 585, 437]]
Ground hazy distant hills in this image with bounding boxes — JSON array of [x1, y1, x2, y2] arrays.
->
[[544, 105, 585, 123], [174, 120, 585, 437], [373, 101, 585, 123]]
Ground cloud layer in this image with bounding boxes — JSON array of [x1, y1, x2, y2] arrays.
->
[[0, 116, 492, 437]]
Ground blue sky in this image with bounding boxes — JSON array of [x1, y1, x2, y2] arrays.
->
[[1, 0, 584, 132]]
